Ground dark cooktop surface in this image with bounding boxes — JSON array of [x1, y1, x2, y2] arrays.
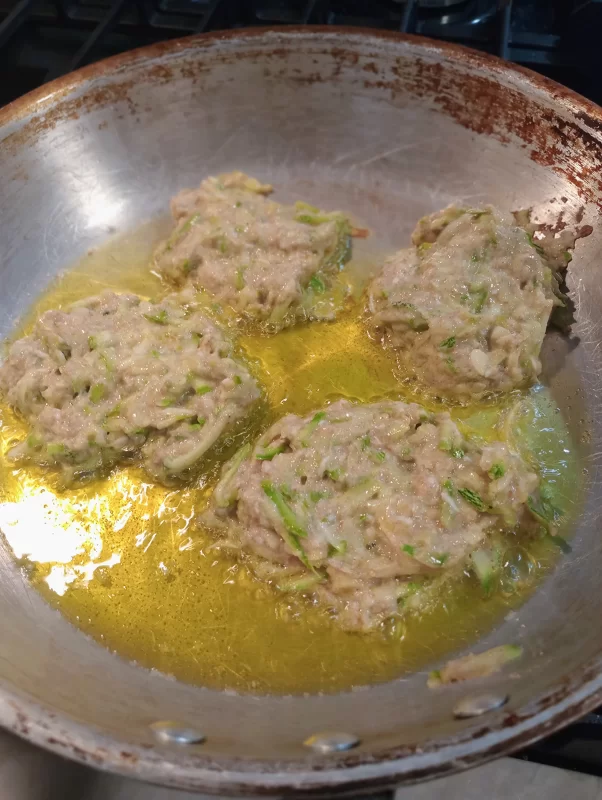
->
[[1, 0, 601, 107]]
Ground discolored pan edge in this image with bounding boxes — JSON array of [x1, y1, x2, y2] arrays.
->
[[2, 27, 602, 213]]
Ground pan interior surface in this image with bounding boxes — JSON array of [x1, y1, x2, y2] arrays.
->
[[0, 215, 580, 697], [0, 28, 601, 795]]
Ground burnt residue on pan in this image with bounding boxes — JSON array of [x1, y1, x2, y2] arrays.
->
[[2, 28, 602, 212]]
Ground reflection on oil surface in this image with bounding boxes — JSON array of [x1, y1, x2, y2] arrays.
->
[[0, 223, 582, 694]]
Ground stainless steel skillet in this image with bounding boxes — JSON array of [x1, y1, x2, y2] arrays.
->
[[0, 26, 601, 797]]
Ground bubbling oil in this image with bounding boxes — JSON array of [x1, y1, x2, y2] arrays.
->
[[0, 224, 581, 694]]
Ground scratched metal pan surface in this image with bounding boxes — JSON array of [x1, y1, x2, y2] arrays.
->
[[0, 26, 602, 797]]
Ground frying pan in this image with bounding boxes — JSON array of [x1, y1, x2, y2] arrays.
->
[[0, 27, 601, 797]]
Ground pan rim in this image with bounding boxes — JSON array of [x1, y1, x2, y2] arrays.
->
[[2, 24, 602, 794], [3, 669, 602, 793], [2, 25, 602, 131]]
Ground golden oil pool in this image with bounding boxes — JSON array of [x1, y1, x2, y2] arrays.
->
[[0, 222, 581, 694]]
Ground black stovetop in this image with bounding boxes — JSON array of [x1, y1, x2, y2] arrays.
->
[[1, 0, 602, 780], [1, 0, 602, 108]]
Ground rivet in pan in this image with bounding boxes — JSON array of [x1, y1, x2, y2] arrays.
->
[[454, 693, 508, 719], [303, 731, 360, 753], [150, 721, 206, 745]]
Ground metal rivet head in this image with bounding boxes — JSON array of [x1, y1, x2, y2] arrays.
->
[[454, 693, 509, 719], [303, 731, 360, 753], [150, 721, 205, 745]]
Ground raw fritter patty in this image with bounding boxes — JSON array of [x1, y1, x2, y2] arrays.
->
[[367, 205, 558, 400], [205, 399, 539, 630], [0, 291, 260, 482], [153, 171, 351, 330]]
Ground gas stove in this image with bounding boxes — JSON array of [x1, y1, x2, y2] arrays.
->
[[1, 0, 601, 108], [1, 0, 601, 782]]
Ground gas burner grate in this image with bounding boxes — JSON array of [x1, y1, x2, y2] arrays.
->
[[0, 1, 595, 106], [516, 707, 602, 778]]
